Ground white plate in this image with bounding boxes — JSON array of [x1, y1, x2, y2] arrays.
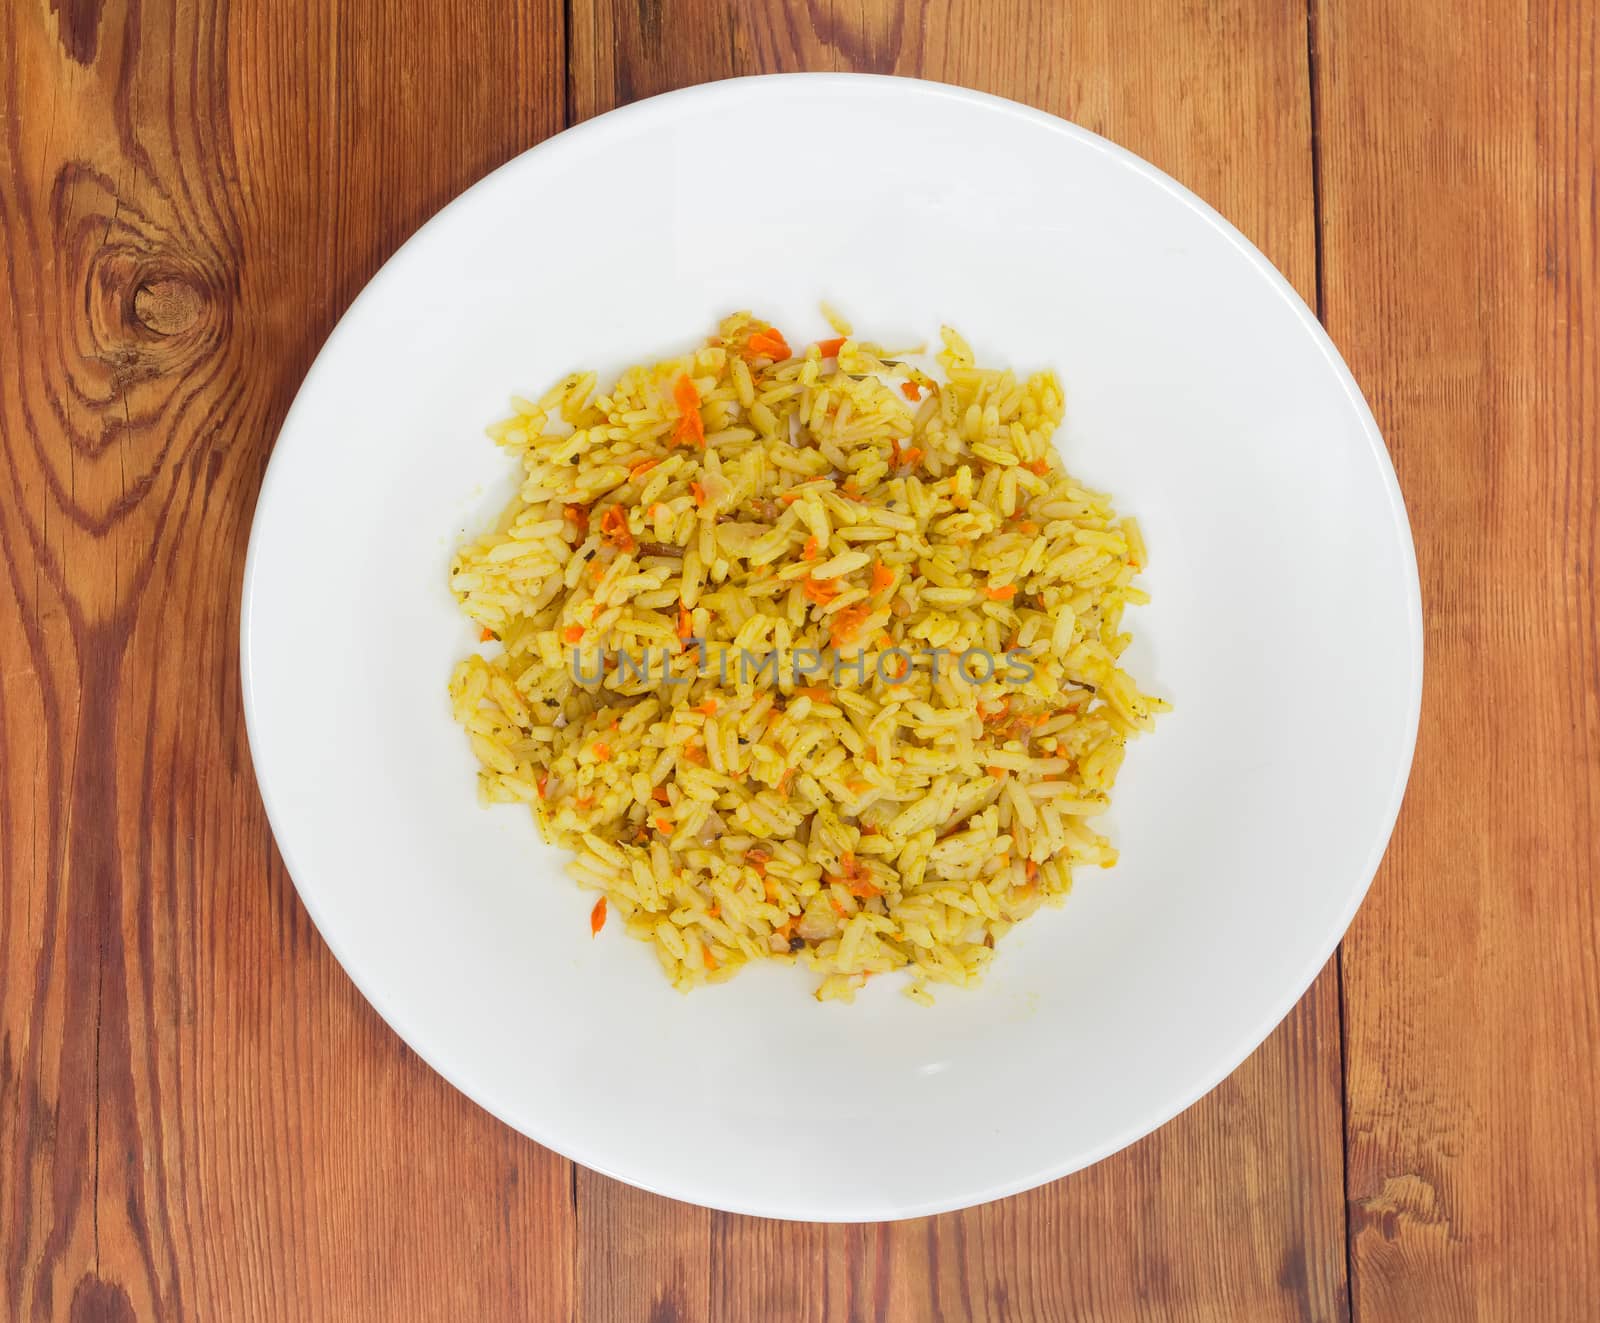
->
[[242, 74, 1421, 1221]]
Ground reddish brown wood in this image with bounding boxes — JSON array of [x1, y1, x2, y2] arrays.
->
[[13, 0, 1592, 1317], [0, 2, 572, 1319], [1316, 0, 1600, 1318]]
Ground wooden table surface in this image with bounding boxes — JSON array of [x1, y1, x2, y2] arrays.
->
[[3, 1, 1596, 1319]]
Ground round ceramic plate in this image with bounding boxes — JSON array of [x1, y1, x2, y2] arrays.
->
[[241, 74, 1422, 1221]]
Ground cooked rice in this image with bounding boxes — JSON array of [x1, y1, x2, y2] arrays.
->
[[448, 313, 1166, 1003]]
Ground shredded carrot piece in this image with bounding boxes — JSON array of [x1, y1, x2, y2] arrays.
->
[[677, 602, 693, 640], [563, 503, 590, 530], [763, 879, 779, 901], [702, 947, 718, 970], [536, 774, 549, 800], [745, 328, 790, 361], [696, 698, 718, 716], [671, 374, 705, 449], [707, 904, 720, 918], [654, 815, 673, 833], [590, 896, 607, 936], [598, 505, 635, 552], [982, 697, 1011, 723], [900, 380, 922, 401], [1017, 519, 1039, 534], [609, 715, 621, 731], [829, 895, 849, 916], [802, 536, 821, 561], [985, 585, 1017, 601], [1025, 860, 1040, 882], [562, 624, 585, 644], [690, 481, 708, 507], [802, 577, 841, 605], [900, 447, 924, 468], [987, 765, 1007, 779], [592, 742, 611, 762], [479, 625, 495, 642], [846, 779, 868, 794], [575, 793, 594, 810], [746, 849, 770, 876], [796, 685, 831, 702], [830, 604, 871, 648], [870, 562, 894, 593], [778, 492, 802, 505], [778, 768, 795, 795], [683, 742, 706, 765], [652, 785, 670, 804], [816, 336, 845, 358], [775, 916, 795, 941], [1025, 458, 1049, 476], [628, 458, 659, 481]]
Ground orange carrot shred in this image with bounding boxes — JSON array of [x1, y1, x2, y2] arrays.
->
[[563, 503, 590, 530], [985, 585, 1018, 601], [592, 742, 611, 762], [690, 481, 708, 507], [696, 698, 718, 716], [562, 624, 585, 644], [802, 577, 841, 605], [479, 626, 495, 642], [816, 337, 845, 358], [987, 765, 1007, 779], [1025, 860, 1040, 882], [1025, 458, 1050, 476], [629, 458, 659, 481], [536, 774, 549, 800], [802, 535, 821, 561], [598, 505, 636, 552], [778, 492, 802, 504], [590, 896, 607, 936], [672, 374, 705, 449], [796, 685, 830, 702], [654, 815, 673, 833], [745, 329, 790, 361], [702, 947, 718, 970], [830, 604, 870, 648], [900, 380, 922, 401], [870, 562, 894, 593], [652, 786, 670, 804], [575, 793, 594, 809], [677, 602, 693, 640]]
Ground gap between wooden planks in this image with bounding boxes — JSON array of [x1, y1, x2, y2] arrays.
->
[[16, 0, 1592, 1318]]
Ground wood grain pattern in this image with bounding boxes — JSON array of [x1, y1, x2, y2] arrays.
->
[[569, 2, 1350, 1318], [0, 2, 574, 1320], [6, 0, 1593, 1317], [1315, 0, 1600, 1319]]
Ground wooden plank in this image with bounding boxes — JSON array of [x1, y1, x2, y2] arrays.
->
[[0, 2, 572, 1319], [567, 2, 1349, 1318], [1315, 0, 1600, 1318]]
